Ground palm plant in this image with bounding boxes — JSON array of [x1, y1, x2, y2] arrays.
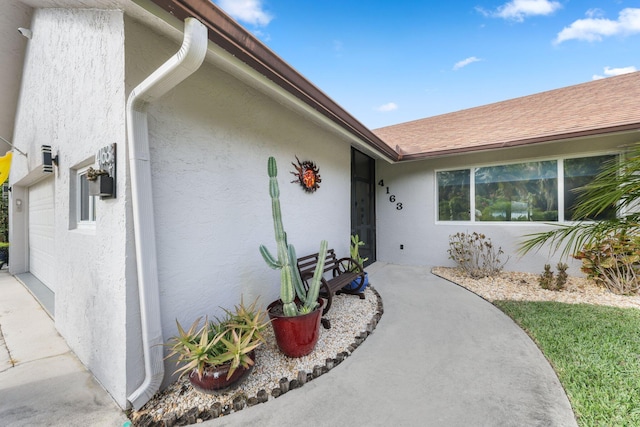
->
[[519, 142, 640, 259]]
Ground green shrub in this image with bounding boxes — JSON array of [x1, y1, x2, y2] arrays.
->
[[447, 232, 508, 278], [573, 233, 640, 295]]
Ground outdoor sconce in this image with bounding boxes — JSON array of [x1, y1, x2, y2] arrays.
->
[[88, 143, 116, 199], [42, 145, 58, 173]]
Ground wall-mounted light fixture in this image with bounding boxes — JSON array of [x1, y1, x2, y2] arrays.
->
[[18, 27, 32, 39], [88, 143, 116, 199], [42, 145, 58, 173]]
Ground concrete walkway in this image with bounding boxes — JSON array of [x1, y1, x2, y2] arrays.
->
[[205, 262, 577, 427], [0, 271, 129, 427], [0, 264, 577, 426]]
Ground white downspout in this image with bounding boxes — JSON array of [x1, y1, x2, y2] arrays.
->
[[126, 17, 207, 410]]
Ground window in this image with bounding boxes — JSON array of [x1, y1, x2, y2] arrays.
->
[[475, 161, 557, 221], [77, 167, 96, 224], [563, 155, 616, 221], [437, 169, 470, 221], [437, 154, 617, 223]]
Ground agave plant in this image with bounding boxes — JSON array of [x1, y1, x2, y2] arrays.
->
[[166, 297, 269, 380]]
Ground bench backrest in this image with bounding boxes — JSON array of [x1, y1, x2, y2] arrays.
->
[[297, 249, 339, 280]]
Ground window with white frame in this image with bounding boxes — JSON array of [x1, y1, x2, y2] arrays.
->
[[563, 155, 617, 221], [77, 166, 96, 224], [436, 154, 617, 223]]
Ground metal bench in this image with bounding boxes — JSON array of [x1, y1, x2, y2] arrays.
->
[[297, 248, 366, 329]]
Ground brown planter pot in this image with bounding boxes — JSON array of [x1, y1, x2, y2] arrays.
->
[[188, 350, 255, 394], [268, 299, 323, 358]]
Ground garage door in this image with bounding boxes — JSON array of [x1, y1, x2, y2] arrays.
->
[[29, 177, 55, 292]]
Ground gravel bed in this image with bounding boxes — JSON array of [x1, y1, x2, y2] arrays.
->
[[433, 267, 640, 309], [131, 287, 383, 426]]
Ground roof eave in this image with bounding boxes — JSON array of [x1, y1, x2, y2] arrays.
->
[[148, 0, 400, 161]]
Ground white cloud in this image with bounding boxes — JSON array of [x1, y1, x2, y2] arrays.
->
[[555, 8, 640, 44], [453, 56, 482, 71], [585, 8, 604, 19], [592, 65, 638, 80], [376, 102, 398, 112], [216, 0, 273, 26], [479, 0, 562, 22]]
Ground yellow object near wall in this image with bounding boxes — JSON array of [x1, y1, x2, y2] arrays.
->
[[0, 152, 12, 185]]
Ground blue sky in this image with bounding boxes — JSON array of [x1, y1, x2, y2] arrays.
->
[[213, 0, 640, 129]]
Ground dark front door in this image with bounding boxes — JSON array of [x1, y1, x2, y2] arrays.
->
[[351, 148, 376, 266]]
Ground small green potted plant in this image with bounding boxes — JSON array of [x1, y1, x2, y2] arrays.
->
[[259, 156, 328, 357], [165, 297, 268, 393], [341, 234, 369, 293]]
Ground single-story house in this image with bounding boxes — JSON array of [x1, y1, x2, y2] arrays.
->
[[374, 70, 640, 272], [2, 0, 639, 410]]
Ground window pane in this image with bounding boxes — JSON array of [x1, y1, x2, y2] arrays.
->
[[78, 173, 96, 223], [475, 161, 558, 221], [80, 174, 90, 221], [437, 170, 470, 221], [564, 155, 616, 221]]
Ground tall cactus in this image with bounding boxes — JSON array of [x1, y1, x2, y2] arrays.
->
[[259, 156, 328, 317], [302, 239, 328, 314]]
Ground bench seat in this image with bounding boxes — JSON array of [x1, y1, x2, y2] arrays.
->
[[297, 248, 366, 328]]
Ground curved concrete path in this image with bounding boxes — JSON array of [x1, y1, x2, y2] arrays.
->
[[206, 263, 577, 427], [0, 264, 577, 426]]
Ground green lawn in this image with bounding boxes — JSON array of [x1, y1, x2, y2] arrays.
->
[[494, 301, 640, 427]]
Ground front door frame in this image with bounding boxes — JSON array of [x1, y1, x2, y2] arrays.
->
[[350, 148, 376, 266]]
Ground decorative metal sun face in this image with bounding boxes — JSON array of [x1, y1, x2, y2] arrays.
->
[[291, 156, 321, 192]]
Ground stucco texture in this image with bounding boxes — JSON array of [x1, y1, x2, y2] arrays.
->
[[376, 134, 640, 275], [124, 18, 353, 391], [11, 8, 129, 407]]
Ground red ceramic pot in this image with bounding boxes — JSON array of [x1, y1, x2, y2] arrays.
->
[[267, 299, 323, 358], [188, 350, 255, 394]]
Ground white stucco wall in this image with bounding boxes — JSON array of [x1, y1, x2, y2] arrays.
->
[[377, 134, 640, 276], [10, 8, 130, 407], [0, 1, 32, 152], [124, 18, 353, 390]]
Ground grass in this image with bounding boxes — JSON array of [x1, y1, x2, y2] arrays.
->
[[493, 301, 640, 427]]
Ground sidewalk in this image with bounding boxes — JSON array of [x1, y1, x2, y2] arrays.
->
[[0, 264, 578, 427], [0, 271, 129, 427]]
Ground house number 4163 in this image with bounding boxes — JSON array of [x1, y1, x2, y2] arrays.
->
[[378, 180, 403, 210]]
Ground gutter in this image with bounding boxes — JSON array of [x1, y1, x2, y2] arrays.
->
[[150, 0, 399, 161], [126, 17, 207, 410]]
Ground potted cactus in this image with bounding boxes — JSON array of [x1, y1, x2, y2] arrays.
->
[[259, 156, 328, 357]]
